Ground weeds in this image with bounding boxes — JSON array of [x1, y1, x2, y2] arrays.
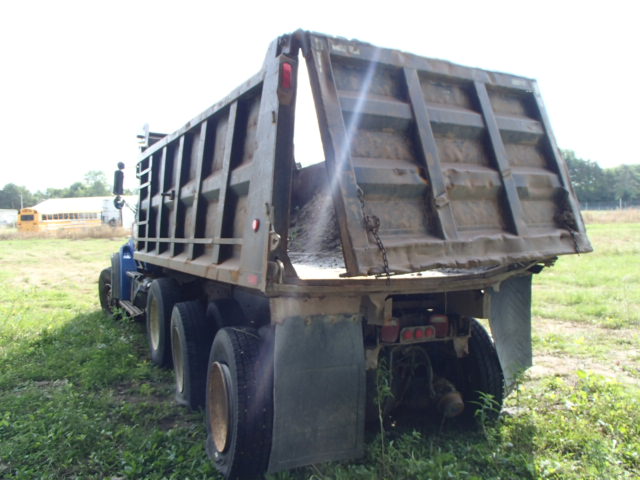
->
[[374, 358, 393, 478], [472, 392, 502, 440]]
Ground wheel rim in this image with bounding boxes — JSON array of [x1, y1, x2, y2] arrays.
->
[[172, 324, 184, 393], [208, 362, 231, 453], [149, 297, 161, 350]]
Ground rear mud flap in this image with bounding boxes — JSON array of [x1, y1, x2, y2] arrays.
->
[[489, 275, 532, 390], [267, 314, 365, 473]]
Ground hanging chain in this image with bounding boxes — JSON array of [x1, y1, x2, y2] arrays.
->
[[356, 186, 391, 282]]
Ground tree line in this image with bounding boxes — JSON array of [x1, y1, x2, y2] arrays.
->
[[1, 153, 639, 211], [0, 171, 112, 210], [564, 150, 640, 207]]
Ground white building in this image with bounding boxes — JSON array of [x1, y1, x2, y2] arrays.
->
[[0, 209, 18, 227]]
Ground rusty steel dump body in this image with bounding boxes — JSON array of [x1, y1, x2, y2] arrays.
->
[[123, 31, 591, 475], [133, 31, 590, 296]]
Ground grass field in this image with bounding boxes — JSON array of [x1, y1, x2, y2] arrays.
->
[[1, 213, 639, 479]]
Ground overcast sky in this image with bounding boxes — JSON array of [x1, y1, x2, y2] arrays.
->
[[1, 0, 638, 193]]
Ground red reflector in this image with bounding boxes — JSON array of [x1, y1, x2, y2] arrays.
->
[[402, 329, 414, 341], [430, 314, 449, 337], [414, 328, 424, 339], [281, 62, 293, 89], [252, 219, 260, 232], [247, 274, 259, 286], [381, 325, 399, 343]]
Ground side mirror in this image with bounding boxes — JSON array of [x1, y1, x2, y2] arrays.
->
[[113, 162, 125, 196]]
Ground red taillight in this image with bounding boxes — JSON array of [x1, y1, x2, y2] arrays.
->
[[381, 324, 399, 343], [281, 62, 293, 89], [400, 325, 437, 343], [252, 218, 260, 232], [430, 314, 449, 338]]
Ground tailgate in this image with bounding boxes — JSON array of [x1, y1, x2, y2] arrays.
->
[[302, 32, 591, 277]]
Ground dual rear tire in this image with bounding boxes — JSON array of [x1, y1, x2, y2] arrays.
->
[[146, 278, 183, 367], [170, 300, 215, 409], [144, 279, 274, 479], [205, 327, 273, 480], [144, 278, 217, 410], [169, 299, 274, 479]]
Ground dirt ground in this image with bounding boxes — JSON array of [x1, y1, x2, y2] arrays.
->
[[529, 318, 640, 386]]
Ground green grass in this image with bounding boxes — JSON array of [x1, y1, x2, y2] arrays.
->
[[1, 227, 640, 479], [0, 239, 215, 479], [279, 373, 640, 480], [533, 223, 640, 328]]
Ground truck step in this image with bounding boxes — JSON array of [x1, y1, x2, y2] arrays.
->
[[118, 300, 144, 318]]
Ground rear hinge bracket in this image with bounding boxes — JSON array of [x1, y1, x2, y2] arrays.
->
[[265, 203, 281, 252]]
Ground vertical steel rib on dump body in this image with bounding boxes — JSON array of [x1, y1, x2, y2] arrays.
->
[[133, 38, 292, 290], [302, 32, 591, 277]]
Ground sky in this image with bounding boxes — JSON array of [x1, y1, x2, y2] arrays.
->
[[1, 0, 638, 193]]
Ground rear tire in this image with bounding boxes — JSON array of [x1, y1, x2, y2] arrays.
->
[[206, 299, 245, 330], [98, 267, 114, 317], [205, 327, 273, 480], [146, 277, 182, 368], [457, 319, 504, 422], [171, 300, 215, 409]]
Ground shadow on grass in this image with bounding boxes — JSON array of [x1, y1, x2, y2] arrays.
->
[[0, 310, 217, 480]]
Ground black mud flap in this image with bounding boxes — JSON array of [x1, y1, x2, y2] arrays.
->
[[267, 314, 365, 473], [489, 275, 532, 390]]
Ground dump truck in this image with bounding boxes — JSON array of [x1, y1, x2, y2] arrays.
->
[[99, 30, 591, 479]]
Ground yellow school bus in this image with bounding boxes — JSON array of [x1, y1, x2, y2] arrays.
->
[[17, 208, 42, 231], [17, 198, 106, 232]]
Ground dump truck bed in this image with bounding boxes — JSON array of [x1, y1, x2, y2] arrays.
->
[[133, 31, 590, 293], [301, 33, 590, 276]]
